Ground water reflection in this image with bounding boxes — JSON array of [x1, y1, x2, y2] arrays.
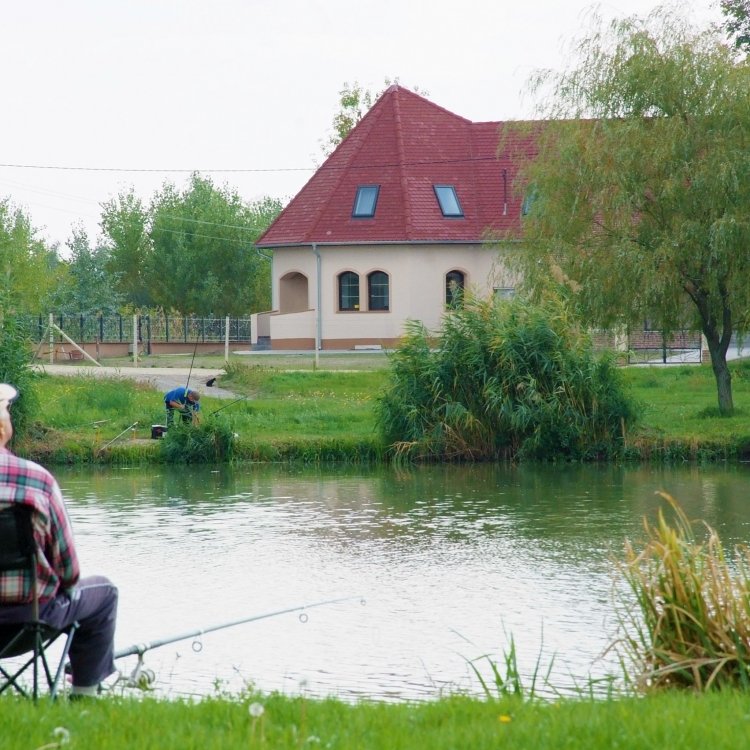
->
[[52, 462, 750, 701]]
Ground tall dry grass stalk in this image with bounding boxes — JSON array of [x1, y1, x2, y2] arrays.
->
[[619, 492, 750, 691]]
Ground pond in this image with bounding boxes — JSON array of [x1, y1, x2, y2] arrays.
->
[[53, 461, 750, 701]]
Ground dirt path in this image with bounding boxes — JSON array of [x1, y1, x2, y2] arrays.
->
[[35, 364, 238, 399]]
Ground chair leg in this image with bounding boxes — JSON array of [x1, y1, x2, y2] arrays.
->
[[50, 623, 78, 701], [0, 624, 80, 701], [0, 655, 33, 698]]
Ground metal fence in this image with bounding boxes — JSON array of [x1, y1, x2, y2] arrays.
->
[[21, 314, 252, 345], [626, 329, 703, 365]]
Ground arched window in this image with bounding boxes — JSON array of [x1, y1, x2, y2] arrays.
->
[[367, 271, 389, 311], [445, 270, 465, 308], [338, 271, 360, 311]]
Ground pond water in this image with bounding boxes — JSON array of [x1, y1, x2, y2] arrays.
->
[[52, 461, 750, 701]]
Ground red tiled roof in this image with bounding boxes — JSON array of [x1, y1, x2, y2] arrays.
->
[[257, 86, 537, 247]]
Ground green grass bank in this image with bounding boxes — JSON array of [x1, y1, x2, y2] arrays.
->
[[1, 691, 746, 750], [14, 355, 750, 465]]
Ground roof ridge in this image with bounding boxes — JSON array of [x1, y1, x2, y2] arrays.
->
[[380, 85, 472, 125], [392, 89, 413, 241]]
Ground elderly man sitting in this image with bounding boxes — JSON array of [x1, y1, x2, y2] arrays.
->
[[0, 383, 118, 698]]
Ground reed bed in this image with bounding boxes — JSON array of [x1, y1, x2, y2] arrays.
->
[[618, 493, 750, 692], [376, 296, 636, 462]]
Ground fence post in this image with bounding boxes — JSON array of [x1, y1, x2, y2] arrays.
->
[[225, 316, 230, 362], [49, 313, 54, 364], [133, 314, 138, 366]]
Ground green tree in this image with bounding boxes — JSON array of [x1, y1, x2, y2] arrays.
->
[[720, 0, 750, 53], [0, 316, 38, 442], [53, 225, 122, 314], [100, 189, 153, 308], [0, 198, 60, 314], [149, 174, 280, 316], [321, 79, 429, 156], [320, 82, 375, 156], [245, 196, 283, 312], [507, 8, 750, 415]]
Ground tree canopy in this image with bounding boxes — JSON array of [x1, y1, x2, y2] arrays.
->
[[51, 225, 123, 315], [148, 174, 281, 316], [506, 7, 750, 414], [321, 79, 428, 156], [0, 199, 60, 315], [721, 0, 750, 53], [100, 189, 153, 309]]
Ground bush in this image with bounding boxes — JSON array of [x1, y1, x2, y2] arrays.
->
[[618, 494, 750, 692], [0, 316, 38, 441], [375, 295, 637, 461], [159, 416, 236, 463]]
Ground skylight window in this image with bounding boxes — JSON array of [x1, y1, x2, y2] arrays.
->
[[352, 185, 379, 217], [433, 185, 464, 217]]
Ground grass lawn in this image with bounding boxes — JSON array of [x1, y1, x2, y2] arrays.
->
[[621, 360, 750, 458], [14, 356, 750, 464], [1, 690, 747, 750]]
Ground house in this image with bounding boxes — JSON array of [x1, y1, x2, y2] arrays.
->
[[254, 85, 536, 350]]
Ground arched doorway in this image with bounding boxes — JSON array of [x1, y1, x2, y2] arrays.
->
[[279, 272, 309, 313]]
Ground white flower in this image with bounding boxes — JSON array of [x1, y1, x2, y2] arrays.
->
[[248, 702, 265, 718]]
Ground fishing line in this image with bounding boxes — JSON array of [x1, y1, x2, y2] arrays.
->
[[209, 395, 249, 416]]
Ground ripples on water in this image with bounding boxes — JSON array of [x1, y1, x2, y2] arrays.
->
[[53, 462, 750, 701]]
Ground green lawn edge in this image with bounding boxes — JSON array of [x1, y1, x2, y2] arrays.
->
[[12, 358, 750, 465], [1, 691, 747, 750]]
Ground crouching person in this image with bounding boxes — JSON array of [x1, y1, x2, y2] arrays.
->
[[0, 383, 118, 698]]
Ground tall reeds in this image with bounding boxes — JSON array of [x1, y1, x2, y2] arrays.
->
[[375, 295, 636, 461], [618, 493, 750, 691]]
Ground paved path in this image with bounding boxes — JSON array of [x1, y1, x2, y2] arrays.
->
[[34, 364, 238, 399]]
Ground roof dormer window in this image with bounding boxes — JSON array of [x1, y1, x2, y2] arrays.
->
[[433, 185, 464, 217], [352, 185, 379, 218]]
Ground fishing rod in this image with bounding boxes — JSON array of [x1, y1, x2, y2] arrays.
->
[[71, 419, 110, 429], [185, 332, 200, 392], [209, 395, 249, 416], [97, 421, 139, 454], [114, 595, 364, 660], [111, 595, 364, 690]]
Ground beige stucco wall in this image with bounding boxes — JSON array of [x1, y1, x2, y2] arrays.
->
[[269, 243, 518, 349]]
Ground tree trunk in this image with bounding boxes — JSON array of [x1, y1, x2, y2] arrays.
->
[[704, 330, 734, 416]]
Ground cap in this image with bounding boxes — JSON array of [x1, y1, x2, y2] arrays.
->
[[0, 384, 18, 408]]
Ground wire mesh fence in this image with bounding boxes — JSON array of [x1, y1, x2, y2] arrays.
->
[[21, 314, 252, 345]]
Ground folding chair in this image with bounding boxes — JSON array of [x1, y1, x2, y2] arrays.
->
[[0, 504, 78, 700]]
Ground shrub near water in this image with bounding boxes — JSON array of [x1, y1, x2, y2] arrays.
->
[[619, 493, 750, 692], [160, 417, 235, 463], [0, 316, 38, 440], [375, 296, 636, 461]]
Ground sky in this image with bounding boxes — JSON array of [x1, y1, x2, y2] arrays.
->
[[1, 0, 723, 251]]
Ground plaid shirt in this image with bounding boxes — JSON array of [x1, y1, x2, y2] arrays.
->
[[0, 447, 80, 604]]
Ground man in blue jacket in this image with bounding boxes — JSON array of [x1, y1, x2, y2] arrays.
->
[[164, 386, 200, 426]]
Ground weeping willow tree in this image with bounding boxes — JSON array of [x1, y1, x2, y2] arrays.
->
[[505, 7, 750, 415], [375, 295, 636, 462]]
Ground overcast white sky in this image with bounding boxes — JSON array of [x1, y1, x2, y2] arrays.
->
[[1, 0, 722, 250]]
